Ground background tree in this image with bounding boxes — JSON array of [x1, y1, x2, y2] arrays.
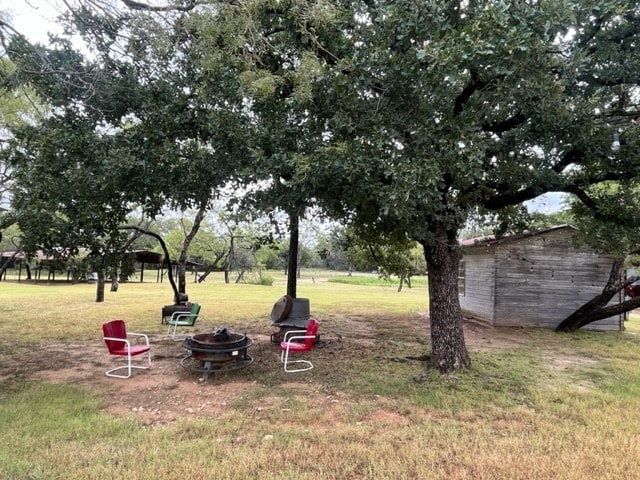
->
[[6, 109, 135, 301], [104, 6, 251, 297], [182, 228, 229, 281], [202, 0, 348, 298], [1, 4, 251, 301], [0, 11, 171, 301], [0, 55, 48, 246], [329, 225, 426, 289]]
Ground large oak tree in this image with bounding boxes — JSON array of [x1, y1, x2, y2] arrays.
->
[[306, 0, 640, 371], [1, 4, 251, 300]]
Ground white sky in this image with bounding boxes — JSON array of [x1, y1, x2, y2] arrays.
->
[[0, 0, 65, 44], [526, 192, 566, 214]]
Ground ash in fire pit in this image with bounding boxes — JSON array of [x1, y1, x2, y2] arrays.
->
[[181, 329, 253, 381]]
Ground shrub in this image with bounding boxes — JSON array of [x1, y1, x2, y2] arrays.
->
[[247, 272, 274, 286]]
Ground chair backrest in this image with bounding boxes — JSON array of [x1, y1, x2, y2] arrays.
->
[[103, 319, 127, 353], [187, 303, 201, 324], [304, 317, 319, 349], [177, 303, 200, 327]]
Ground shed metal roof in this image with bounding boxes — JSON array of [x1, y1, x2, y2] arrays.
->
[[460, 225, 576, 249]]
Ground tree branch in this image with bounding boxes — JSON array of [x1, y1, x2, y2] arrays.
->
[[480, 164, 640, 211], [120, 0, 223, 11], [453, 70, 489, 116], [118, 225, 180, 303], [481, 112, 527, 134], [552, 147, 582, 174], [563, 185, 598, 211]]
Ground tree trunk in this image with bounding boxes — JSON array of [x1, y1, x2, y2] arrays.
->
[[421, 223, 470, 373], [224, 236, 235, 285], [177, 204, 207, 295], [556, 260, 638, 332], [177, 262, 186, 293], [197, 250, 227, 283], [198, 264, 215, 283], [287, 212, 299, 298], [0, 251, 19, 280], [96, 268, 105, 303]]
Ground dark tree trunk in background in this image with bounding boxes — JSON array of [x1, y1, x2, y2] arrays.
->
[[224, 236, 234, 284], [287, 212, 299, 298], [197, 250, 227, 283], [96, 268, 105, 303], [556, 260, 640, 332], [421, 223, 470, 373], [198, 264, 215, 283], [177, 204, 207, 295], [177, 262, 186, 293]]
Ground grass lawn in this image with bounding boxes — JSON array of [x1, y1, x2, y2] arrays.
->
[[1, 270, 640, 479]]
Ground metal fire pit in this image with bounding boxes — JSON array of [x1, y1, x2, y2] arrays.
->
[[181, 331, 253, 380]]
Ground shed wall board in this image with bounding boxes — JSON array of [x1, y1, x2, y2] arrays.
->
[[459, 252, 496, 321], [460, 227, 623, 331]]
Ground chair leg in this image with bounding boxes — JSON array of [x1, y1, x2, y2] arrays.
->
[[281, 347, 313, 373], [168, 322, 180, 341], [168, 322, 190, 341], [105, 350, 151, 379]]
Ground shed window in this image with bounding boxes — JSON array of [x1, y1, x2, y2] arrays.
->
[[458, 260, 465, 296]]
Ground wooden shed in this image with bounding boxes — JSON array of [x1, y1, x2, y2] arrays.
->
[[458, 225, 625, 331]]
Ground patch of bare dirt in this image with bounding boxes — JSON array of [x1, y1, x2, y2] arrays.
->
[[366, 409, 412, 426], [0, 315, 597, 426]]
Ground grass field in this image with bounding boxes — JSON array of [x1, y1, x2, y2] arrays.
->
[[1, 270, 640, 479]]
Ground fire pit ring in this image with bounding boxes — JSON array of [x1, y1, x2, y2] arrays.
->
[[181, 332, 254, 380]]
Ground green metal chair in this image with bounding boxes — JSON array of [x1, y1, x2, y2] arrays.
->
[[167, 303, 201, 340]]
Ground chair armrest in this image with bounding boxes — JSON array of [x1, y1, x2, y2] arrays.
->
[[170, 311, 192, 321], [127, 332, 150, 346], [103, 336, 131, 348], [283, 329, 307, 342], [169, 311, 198, 327], [285, 334, 315, 344]]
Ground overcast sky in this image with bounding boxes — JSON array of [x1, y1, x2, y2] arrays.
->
[[0, 0, 64, 44]]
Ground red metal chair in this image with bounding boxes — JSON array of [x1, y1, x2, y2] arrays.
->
[[280, 317, 319, 372], [102, 320, 151, 378]]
